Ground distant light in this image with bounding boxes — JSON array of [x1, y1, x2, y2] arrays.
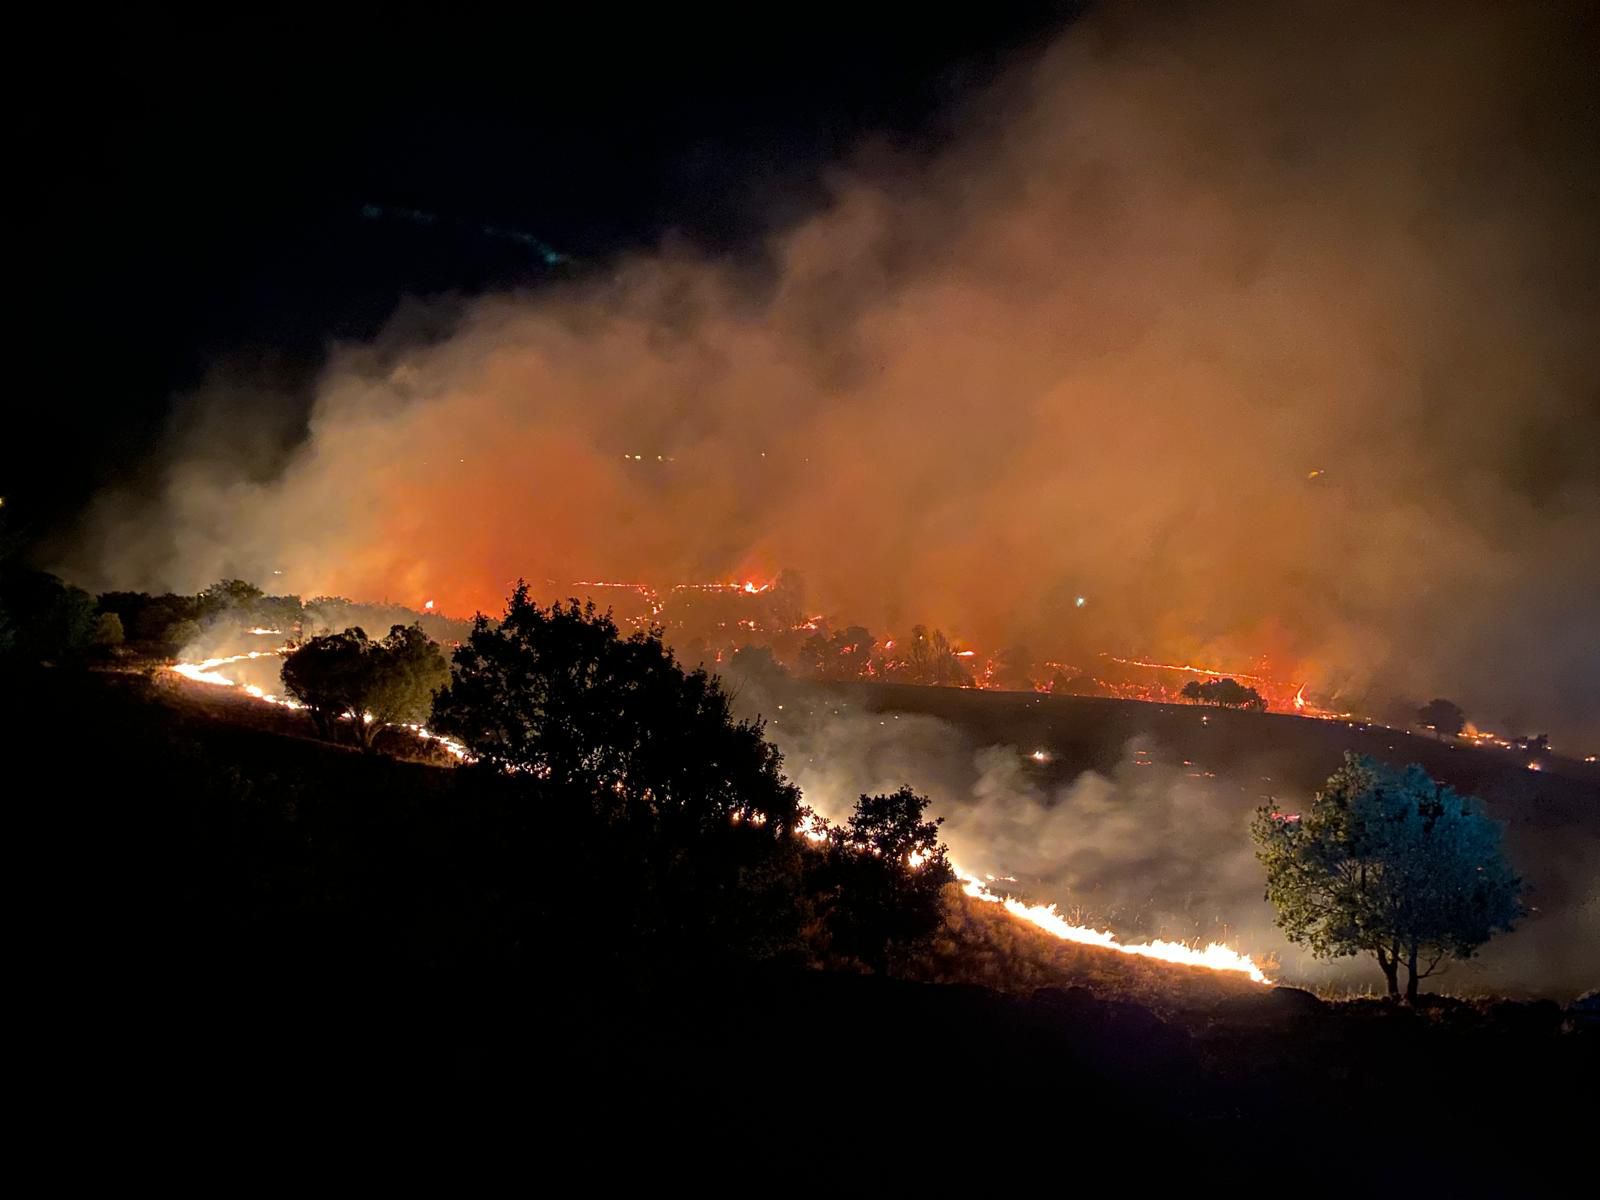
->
[[1075, 596, 1086, 608], [1030, 749, 1051, 764]]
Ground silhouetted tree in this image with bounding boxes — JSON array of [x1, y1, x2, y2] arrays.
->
[[799, 625, 876, 680], [199, 578, 265, 617], [992, 644, 1035, 691], [1252, 753, 1521, 1001], [0, 569, 96, 662], [822, 787, 955, 974], [725, 643, 786, 686], [894, 625, 971, 687], [281, 623, 449, 751], [1181, 677, 1267, 710], [768, 567, 807, 631], [1416, 698, 1466, 739], [431, 584, 802, 833]]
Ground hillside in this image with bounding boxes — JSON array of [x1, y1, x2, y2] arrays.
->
[[748, 678, 1599, 998], [10, 665, 1595, 1178]]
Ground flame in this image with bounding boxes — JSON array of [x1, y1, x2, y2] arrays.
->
[[169, 644, 1268, 984], [169, 647, 469, 760], [955, 869, 1268, 983], [170, 649, 285, 687], [1293, 684, 1307, 711], [1102, 654, 1274, 683]]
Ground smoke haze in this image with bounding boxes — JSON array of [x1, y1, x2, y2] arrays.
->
[[68, 0, 1600, 744], [752, 679, 1598, 997]]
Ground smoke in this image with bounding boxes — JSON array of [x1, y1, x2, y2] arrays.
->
[[750, 678, 1597, 997], [65, 0, 1600, 745], [769, 691, 1325, 984]]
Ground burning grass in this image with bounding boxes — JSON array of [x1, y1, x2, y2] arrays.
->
[[908, 883, 1261, 1012]]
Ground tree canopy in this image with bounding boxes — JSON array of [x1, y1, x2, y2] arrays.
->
[[798, 625, 876, 681], [891, 624, 971, 687], [820, 787, 955, 973], [0, 569, 97, 663], [1252, 754, 1522, 1000], [1416, 698, 1466, 738], [281, 623, 449, 751], [1180, 677, 1268, 710], [430, 584, 802, 834]]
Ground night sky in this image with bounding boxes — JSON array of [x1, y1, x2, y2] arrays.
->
[[13, 4, 1078, 547]]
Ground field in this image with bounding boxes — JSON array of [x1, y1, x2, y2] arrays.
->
[[10, 665, 1595, 1174], [746, 678, 1600, 998]]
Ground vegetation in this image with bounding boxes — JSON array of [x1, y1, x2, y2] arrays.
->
[[0, 568, 97, 662], [281, 623, 450, 751], [427, 585, 953, 974], [890, 624, 971, 687], [798, 624, 876, 680], [1180, 677, 1268, 710], [1252, 753, 1522, 1001], [819, 787, 954, 973], [91, 611, 125, 648], [1416, 697, 1466, 738], [434, 586, 802, 830]]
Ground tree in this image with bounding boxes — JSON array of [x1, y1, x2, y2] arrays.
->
[[0, 569, 97, 662], [430, 584, 802, 833], [992, 644, 1035, 691], [198, 578, 265, 618], [725, 643, 786, 686], [893, 625, 971, 687], [1416, 698, 1466, 739], [1252, 753, 1521, 1001], [281, 623, 449, 752], [1180, 677, 1267, 711], [799, 625, 876, 681], [821, 787, 954, 974], [92, 612, 125, 648]]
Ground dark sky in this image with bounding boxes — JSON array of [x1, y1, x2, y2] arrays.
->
[[13, 4, 1081, 550]]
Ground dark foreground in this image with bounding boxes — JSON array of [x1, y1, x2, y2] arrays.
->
[[14, 670, 1595, 1183]]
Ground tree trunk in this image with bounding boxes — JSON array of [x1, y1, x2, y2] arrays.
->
[[1377, 947, 1399, 998], [1405, 943, 1420, 1004]]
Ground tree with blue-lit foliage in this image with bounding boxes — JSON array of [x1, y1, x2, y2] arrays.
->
[[1252, 754, 1521, 1001]]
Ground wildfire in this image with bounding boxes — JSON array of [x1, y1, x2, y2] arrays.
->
[[169, 647, 469, 760], [169, 642, 1270, 986], [955, 869, 1268, 983], [1102, 654, 1273, 683], [171, 649, 284, 687]]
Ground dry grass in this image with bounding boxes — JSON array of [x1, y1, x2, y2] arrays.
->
[[905, 883, 1259, 1012]]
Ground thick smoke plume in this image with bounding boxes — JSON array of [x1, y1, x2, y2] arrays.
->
[[70, 1, 1600, 743]]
